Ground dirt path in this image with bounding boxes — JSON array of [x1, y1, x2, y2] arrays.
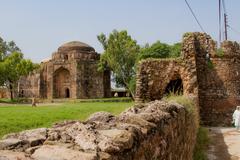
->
[[207, 127, 240, 160]]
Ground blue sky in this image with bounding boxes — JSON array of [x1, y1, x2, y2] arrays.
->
[[0, 0, 240, 62]]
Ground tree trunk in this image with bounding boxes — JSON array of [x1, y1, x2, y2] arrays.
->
[[9, 83, 13, 100]]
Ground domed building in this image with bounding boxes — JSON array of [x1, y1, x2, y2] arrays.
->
[[18, 41, 111, 99]]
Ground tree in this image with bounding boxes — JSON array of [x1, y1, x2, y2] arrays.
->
[[1, 52, 39, 99], [138, 41, 182, 60], [169, 43, 182, 58], [0, 37, 20, 61], [0, 36, 38, 100], [97, 30, 140, 98], [0, 37, 8, 61], [138, 41, 171, 60]]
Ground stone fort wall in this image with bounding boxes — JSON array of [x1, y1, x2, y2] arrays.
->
[[136, 32, 240, 126]]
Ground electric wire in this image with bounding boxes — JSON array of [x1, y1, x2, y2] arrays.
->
[[228, 25, 240, 36], [184, 0, 205, 32]]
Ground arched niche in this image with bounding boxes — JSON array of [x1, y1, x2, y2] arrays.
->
[[53, 67, 71, 98]]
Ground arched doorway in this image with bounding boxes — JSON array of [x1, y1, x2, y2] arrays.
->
[[65, 88, 70, 98], [164, 78, 183, 96], [53, 67, 71, 98]]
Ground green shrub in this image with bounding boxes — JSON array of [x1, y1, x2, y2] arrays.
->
[[165, 95, 209, 160], [165, 95, 199, 128], [207, 60, 214, 69], [193, 127, 209, 160], [216, 48, 224, 57]]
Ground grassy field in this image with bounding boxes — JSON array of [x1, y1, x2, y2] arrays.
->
[[0, 102, 133, 138]]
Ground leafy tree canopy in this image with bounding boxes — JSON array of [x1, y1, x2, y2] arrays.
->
[[97, 30, 140, 97], [0, 36, 39, 99], [98, 30, 182, 97], [0, 37, 20, 61], [138, 41, 182, 60]]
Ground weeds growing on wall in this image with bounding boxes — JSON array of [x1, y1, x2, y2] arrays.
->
[[193, 127, 209, 160], [164, 95, 199, 128], [165, 95, 209, 160], [216, 48, 224, 57], [207, 60, 214, 69]]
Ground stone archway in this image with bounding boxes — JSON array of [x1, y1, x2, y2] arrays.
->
[[164, 78, 183, 96], [53, 67, 71, 98]]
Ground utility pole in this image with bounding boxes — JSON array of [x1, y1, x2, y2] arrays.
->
[[219, 0, 222, 43], [224, 13, 228, 40]]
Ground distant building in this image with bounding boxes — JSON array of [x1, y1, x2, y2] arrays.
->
[[111, 88, 129, 97], [18, 41, 111, 99], [0, 87, 9, 99]]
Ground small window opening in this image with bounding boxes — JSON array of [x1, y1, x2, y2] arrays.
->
[[65, 88, 70, 98], [64, 54, 68, 60]]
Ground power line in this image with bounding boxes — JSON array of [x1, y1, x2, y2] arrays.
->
[[222, 0, 227, 14], [184, 0, 205, 32], [228, 25, 240, 36]]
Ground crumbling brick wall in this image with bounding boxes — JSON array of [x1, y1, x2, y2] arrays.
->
[[136, 32, 240, 126]]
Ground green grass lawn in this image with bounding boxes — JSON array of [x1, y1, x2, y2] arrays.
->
[[0, 102, 133, 138]]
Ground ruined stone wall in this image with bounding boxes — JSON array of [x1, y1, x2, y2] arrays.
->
[[135, 60, 182, 102], [39, 63, 48, 98], [136, 32, 240, 126], [135, 58, 199, 103], [76, 60, 109, 99], [103, 70, 111, 98], [0, 100, 198, 160], [18, 72, 40, 98], [0, 88, 9, 98], [191, 35, 240, 126]]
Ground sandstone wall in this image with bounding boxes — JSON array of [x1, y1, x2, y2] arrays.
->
[[135, 58, 199, 104], [18, 72, 41, 98], [0, 100, 197, 160], [136, 32, 240, 126], [0, 88, 9, 98], [135, 59, 182, 102], [192, 37, 240, 126], [18, 41, 111, 100], [76, 60, 110, 99]]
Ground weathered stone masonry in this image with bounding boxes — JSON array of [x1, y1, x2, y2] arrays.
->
[[136, 32, 240, 126], [18, 41, 111, 99], [0, 100, 197, 160]]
